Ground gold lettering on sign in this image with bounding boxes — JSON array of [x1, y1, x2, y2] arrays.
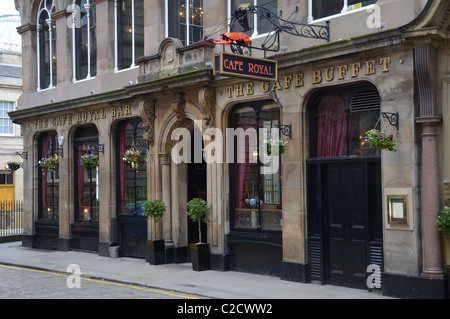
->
[[224, 57, 393, 99], [35, 105, 133, 130]]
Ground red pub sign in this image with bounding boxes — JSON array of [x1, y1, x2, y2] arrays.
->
[[214, 51, 278, 82]]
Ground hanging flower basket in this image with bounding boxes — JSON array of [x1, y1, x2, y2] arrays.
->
[[39, 157, 59, 172], [361, 128, 397, 152], [79, 153, 99, 170], [5, 161, 22, 172], [123, 149, 144, 170], [264, 138, 288, 156]]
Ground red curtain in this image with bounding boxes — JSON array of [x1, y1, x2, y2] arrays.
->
[[77, 145, 84, 218], [316, 95, 348, 158], [41, 135, 49, 211], [119, 124, 127, 203], [236, 117, 256, 209]]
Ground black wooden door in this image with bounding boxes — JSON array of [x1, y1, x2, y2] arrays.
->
[[325, 162, 368, 288], [307, 159, 382, 289]]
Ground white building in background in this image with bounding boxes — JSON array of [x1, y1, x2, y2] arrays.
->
[[0, 13, 23, 202]]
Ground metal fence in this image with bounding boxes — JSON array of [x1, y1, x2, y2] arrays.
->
[[0, 201, 23, 236]]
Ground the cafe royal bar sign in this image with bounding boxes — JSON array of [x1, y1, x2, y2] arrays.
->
[[214, 51, 278, 82]]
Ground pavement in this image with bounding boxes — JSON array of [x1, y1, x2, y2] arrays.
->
[[0, 241, 392, 299]]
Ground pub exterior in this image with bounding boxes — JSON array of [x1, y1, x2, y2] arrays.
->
[[10, 0, 450, 298]]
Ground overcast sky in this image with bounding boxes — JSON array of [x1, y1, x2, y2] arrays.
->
[[2, 0, 19, 15]]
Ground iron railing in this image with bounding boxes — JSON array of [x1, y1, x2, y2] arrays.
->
[[0, 201, 23, 236]]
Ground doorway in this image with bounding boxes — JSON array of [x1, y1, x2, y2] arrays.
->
[[187, 128, 207, 244], [306, 83, 384, 289], [307, 159, 383, 289]]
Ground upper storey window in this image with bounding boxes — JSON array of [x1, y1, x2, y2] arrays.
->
[[310, 0, 377, 21], [71, 0, 97, 81], [36, 0, 56, 90], [114, 0, 145, 71], [228, 0, 278, 38], [166, 0, 204, 46]]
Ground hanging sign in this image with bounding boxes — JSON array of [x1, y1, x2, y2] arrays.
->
[[214, 52, 278, 82]]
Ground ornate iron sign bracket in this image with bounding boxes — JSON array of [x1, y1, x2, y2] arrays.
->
[[381, 112, 399, 130]]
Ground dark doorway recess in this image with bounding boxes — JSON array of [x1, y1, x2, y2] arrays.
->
[[116, 119, 148, 258], [187, 129, 207, 245], [307, 158, 383, 289]]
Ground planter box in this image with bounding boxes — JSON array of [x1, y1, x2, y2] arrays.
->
[[146, 239, 165, 265], [189, 243, 210, 271]]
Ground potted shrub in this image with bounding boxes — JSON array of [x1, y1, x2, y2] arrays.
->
[[186, 198, 211, 271], [142, 199, 166, 265]]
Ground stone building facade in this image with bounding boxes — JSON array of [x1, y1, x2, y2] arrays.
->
[[10, 0, 450, 298]]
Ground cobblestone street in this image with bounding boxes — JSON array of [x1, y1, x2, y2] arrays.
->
[[0, 264, 200, 299]]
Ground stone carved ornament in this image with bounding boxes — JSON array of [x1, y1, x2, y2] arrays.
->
[[199, 87, 216, 127], [172, 92, 186, 123], [139, 98, 156, 147]]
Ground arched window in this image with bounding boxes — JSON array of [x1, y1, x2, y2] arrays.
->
[[114, 0, 144, 71], [72, 0, 97, 81], [310, 84, 381, 158], [116, 119, 148, 215], [74, 125, 99, 222], [38, 131, 59, 220], [229, 100, 282, 231], [36, 0, 56, 90]]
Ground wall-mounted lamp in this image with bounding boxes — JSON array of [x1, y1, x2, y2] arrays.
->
[[58, 136, 64, 158]]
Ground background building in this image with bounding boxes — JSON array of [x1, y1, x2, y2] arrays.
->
[[0, 12, 23, 202], [10, 0, 450, 298]]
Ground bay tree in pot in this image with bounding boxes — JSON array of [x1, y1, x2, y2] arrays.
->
[[142, 199, 166, 265], [186, 198, 211, 271]]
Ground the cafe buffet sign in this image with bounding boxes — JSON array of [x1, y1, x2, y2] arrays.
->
[[224, 56, 393, 98], [33, 104, 132, 130]]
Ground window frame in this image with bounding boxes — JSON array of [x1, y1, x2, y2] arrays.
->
[[227, 0, 278, 39], [38, 131, 59, 220], [72, 0, 97, 82], [309, 84, 382, 159], [116, 119, 148, 216], [0, 171, 14, 186], [228, 100, 283, 233], [0, 101, 15, 136], [307, 0, 378, 23], [73, 125, 99, 222], [165, 0, 204, 46], [36, 0, 56, 90], [114, 0, 145, 72]]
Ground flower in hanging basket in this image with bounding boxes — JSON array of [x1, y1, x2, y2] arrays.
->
[[39, 157, 59, 172], [79, 153, 99, 169], [123, 149, 144, 170], [5, 161, 22, 172], [264, 138, 288, 156], [245, 197, 259, 209], [361, 128, 397, 152]]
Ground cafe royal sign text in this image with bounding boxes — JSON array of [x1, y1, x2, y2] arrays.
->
[[221, 55, 393, 98]]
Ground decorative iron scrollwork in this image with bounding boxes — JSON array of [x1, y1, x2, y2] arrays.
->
[[381, 112, 399, 130]]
